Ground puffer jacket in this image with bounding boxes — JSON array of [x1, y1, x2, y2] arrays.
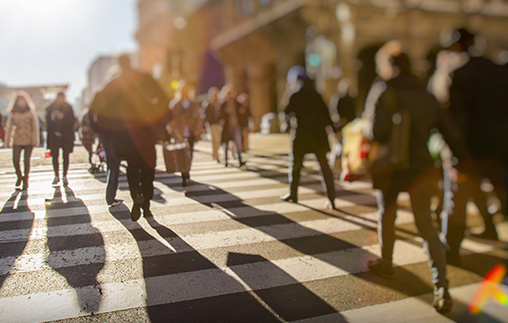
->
[[5, 111, 39, 147]]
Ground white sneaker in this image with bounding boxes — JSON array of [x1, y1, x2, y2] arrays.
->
[[109, 199, 123, 208]]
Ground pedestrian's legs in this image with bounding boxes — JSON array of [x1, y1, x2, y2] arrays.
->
[[124, 151, 145, 221], [409, 181, 448, 289], [224, 142, 229, 166], [232, 127, 244, 166], [125, 153, 143, 201], [12, 145, 22, 186], [100, 133, 121, 205], [441, 176, 471, 261], [51, 148, 60, 178], [242, 127, 249, 151], [210, 123, 221, 161], [409, 174, 452, 313], [62, 150, 70, 177], [315, 150, 335, 206], [140, 145, 156, 203], [377, 188, 399, 265], [289, 149, 304, 199], [22, 146, 33, 189], [82, 144, 93, 167]]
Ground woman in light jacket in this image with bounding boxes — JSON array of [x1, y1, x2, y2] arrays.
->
[[5, 91, 39, 190]]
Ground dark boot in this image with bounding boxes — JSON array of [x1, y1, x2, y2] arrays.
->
[[131, 194, 144, 222], [433, 287, 452, 313], [280, 193, 298, 203], [143, 200, 152, 218]]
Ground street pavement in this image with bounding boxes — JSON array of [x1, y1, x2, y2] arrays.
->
[[0, 134, 507, 323]]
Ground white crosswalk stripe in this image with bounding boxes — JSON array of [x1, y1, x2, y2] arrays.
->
[[0, 146, 506, 322]]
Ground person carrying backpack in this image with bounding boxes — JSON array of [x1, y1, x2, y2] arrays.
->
[[365, 43, 461, 313]]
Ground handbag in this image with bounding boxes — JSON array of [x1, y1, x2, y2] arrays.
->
[[163, 139, 191, 174]]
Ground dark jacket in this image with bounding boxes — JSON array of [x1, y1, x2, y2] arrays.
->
[[202, 99, 221, 125], [168, 98, 202, 142], [448, 56, 508, 162], [371, 72, 462, 189], [220, 99, 244, 144], [90, 70, 170, 156], [46, 101, 75, 152], [284, 80, 334, 154]]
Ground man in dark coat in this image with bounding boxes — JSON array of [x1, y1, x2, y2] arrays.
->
[[280, 66, 336, 209], [89, 70, 124, 208], [92, 55, 170, 221], [439, 28, 508, 261], [365, 50, 462, 313], [46, 92, 75, 186]]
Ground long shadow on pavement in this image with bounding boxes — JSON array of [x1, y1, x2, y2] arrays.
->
[[0, 190, 34, 290], [108, 205, 315, 322], [45, 186, 105, 313], [182, 179, 491, 321]]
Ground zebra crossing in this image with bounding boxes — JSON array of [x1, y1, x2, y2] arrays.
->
[[0, 143, 507, 322]]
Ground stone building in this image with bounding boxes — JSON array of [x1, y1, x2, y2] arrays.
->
[[136, 0, 508, 131]]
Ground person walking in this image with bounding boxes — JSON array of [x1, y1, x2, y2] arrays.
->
[[89, 68, 124, 208], [433, 28, 508, 263], [237, 93, 251, 152], [202, 87, 222, 163], [102, 54, 170, 221], [168, 83, 203, 186], [79, 108, 96, 171], [364, 45, 457, 313], [220, 85, 245, 167], [280, 66, 336, 209], [5, 91, 39, 190], [46, 92, 75, 187]]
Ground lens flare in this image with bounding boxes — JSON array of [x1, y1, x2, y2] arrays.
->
[[469, 264, 508, 314]]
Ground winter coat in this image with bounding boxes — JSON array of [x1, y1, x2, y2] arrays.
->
[[220, 99, 247, 143], [284, 81, 334, 154], [46, 102, 75, 152], [90, 70, 171, 156], [5, 111, 39, 147], [369, 72, 461, 190], [168, 98, 202, 142], [202, 99, 221, 125]]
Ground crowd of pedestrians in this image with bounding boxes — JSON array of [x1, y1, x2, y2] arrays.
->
[[2, 26, 507, 316]]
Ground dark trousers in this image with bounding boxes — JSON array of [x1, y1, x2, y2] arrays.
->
[[376, 170, 448, 289], [51, 148, 70, 177], [13, 145, 33, 178], [99, 133, 122, 205], [182, 137, 195, 180], [441, 170, 497, 255], [124, 145, 156, 204], [289, 147, 335, 202]]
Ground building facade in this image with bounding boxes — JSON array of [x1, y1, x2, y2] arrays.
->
[[136, 0, 508, 131]]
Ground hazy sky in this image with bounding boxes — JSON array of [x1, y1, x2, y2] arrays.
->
[[0, 0, 138, 104]]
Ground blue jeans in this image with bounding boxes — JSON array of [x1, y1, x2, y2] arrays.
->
[[376, 169, 448, 289], [99, 133, 122, 205]]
